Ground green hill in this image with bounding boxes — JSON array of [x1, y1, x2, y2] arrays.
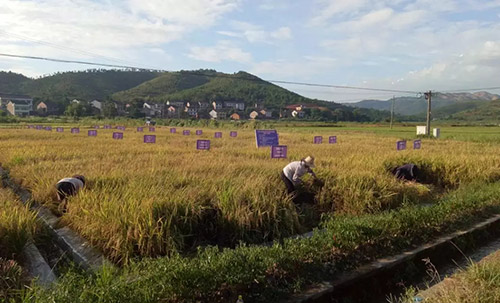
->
[[112, 70, 323, 109], [0, 71, 32, 94], [346, 92, 499, 117], [24, 69, 160, 103], [451, 99, 500, 122]]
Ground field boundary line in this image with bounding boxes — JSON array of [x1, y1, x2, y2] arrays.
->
[[0, 166, 112, 272], [285, 213, 500, 302]]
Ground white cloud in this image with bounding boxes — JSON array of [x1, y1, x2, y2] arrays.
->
[[225, 21, 292, 43], [250, 56, 337, 78], [0, 0, 239, 67], [187, 40, 251, 63], [270, 27, 292, 40]]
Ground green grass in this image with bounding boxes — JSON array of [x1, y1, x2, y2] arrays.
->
[[24, 182, 500, 303]]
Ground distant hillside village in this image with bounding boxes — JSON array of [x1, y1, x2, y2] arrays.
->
[[0, 93, 328, 120]]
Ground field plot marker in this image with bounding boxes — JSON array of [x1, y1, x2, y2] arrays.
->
[[170, 128, 176, 133], [271, 145, 287, 158], [329, 136, 337, 144], [88, 130, 97, 137], [396, 140, 407, 151], [56, 127, 64, 132], [314, 136, 323, 144], [214, 132, 222, 138], [413, 140, 422, 149], [255, 130, 279, 147], [196, 130, 203, 135], [112, 132, 123, 140], [183, 130, 190, 135], [71, 127, 80, 134], [196, 140, 210, 150], [144, 135, 156, 143], [137, 127, 143, 132], [230, 131, 237, 137]]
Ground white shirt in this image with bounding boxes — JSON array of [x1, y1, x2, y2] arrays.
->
[[57, 178, 84, 191], [283, 161, 312, 184]]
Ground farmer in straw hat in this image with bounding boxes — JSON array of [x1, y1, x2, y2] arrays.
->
[[281, 156, 321, 194]]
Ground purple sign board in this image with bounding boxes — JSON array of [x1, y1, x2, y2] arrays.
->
[[196, 130, 203, 135], [183, 130, 190, 136], [71, 128, 80, 134], [329, 136, 337, 144], [230, 131, 237, 137], [94, 125, 100, 129], [27, 125, 34, 129], [137, 127, 143, 132], [45, 126, 52, 131], [314, 136, 323, 144], [88, 130, 97, 137], [149, 127, 155, 132], [196, 139, 210, 150], [255, 130, 279, 147], [56, 127, 64, 132], [271, 145, 288, 159], [104, 125, 111, 129], [214, 132, 222, 138], [116, 126, 126, 131], [144, 135, 156, 143], [113, 132, 123, 140], [413, 140, 422, 150], [396, 140, 407, 151], [170, 128, 176, 134], [36, 125, 43, 130]]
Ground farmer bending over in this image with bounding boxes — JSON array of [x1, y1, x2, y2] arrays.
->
[[391, 164, 420, 182], [56, 175, 85, 207], [281, 156, 320, 194]]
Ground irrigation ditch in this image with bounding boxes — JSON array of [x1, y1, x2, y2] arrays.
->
[[285, 213, 500, 303], [0, 166, 111, 284]]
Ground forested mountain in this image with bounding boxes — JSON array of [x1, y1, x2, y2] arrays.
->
[[0, 69, 160, 103], [345, 92, 499, 117], [112, 70, 332, 109], [450, 99, 500, 122]]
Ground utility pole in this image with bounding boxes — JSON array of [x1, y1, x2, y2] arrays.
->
[[390, 95, 395, 129], [425, 90, 432, 136]]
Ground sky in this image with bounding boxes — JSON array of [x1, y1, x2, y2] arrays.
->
[[2, 0, 500, 102]]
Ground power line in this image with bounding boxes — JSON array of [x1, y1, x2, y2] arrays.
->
[[0, 52, 425, 94], [0, 30, 156, 69]]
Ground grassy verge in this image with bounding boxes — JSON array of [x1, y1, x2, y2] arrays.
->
[[395, 248, 500, 302], [25, 182, 500, 303], [0, 186, 39, 302]]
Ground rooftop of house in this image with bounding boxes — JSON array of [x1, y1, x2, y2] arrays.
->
[[0, 93, 32, 100]]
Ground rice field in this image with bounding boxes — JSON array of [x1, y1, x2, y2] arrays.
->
[[0, 124, 498, 263]]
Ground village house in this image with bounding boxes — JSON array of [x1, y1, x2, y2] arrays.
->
[[212, 101, 223, 110], [143, 102, 164, 117], [249, 111, 259, 119], [230, 113, 240, 120], [36, 101, 62, 115], [0, 94, 33, 116], [223, 101, 245, 111], [90, 100, 102, 111]]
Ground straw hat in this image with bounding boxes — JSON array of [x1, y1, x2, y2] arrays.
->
[[303, 156, 315, 168]]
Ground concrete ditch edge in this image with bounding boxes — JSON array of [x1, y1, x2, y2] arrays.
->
[[0, 166, 112, 272], [21, 242, 57, 287], [286, 213, 500, 303]]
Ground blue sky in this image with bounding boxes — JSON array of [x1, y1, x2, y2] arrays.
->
[[2, 0, 500, 102]]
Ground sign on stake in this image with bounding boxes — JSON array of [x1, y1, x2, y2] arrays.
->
[[113, 132, 123, 140], [214, 132, 222, 138], [183, 130, 190, 135], [144, 135, 156, 143], [196, 130, 203, 135], [56, 127, 64, 132], [104, 125, 111, 129], [137, 127, 143, 132], [329, 136, 337, 144], [271, 145, 287, 158], [196, 140, 210, 150], [413, 140, 422, 150], [314, 136, 323, 144], [149, 127, 155, 132], [88, 130, 97, 137], [170, 128, 176, 133], [71, 128, 80, 134], [255, 130, 279, 147], [230, 131, 237, 137], [396, 140, 407, 151]]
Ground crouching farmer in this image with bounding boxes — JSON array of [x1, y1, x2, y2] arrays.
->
[[281, 156, 319, 195], [391, 164, 420, 182], [56, 175, 85, 212]]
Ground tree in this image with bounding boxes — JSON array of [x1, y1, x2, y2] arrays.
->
[[64, 103, 86, 117], [102, 102, 118, 118]]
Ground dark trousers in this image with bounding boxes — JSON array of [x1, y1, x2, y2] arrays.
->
[[56, 182, 76, 201], [280, 172, 295, 194]]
